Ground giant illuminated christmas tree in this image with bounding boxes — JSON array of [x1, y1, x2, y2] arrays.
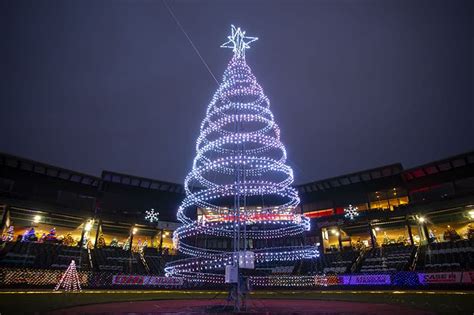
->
[[166, 26, 318, 286]]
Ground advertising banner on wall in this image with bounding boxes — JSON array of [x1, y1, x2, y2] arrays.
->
[[461, 271, 474, 284], [418, 272, 463, 284], [112, 275, 183, 286], [335, 275, 351, 285], [314, 275, 349, 286], [349, 274, 391, 285]]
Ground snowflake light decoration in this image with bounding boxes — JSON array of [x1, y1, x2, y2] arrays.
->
[[145, 209, 160, 223], [344, 204, 359, 220]]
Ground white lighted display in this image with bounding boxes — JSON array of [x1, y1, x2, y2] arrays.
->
[[166, 25, 318, 282], [54, 260, 82, 292], [145, 208, 160, 223]]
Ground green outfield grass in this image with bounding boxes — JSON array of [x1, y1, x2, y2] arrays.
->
[[0, 289, 473, 314]]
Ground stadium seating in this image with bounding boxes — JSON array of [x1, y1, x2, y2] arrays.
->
[[1, 239, 473, 279], [271, 266, 294, 274], [0, 241, 90, 270], [142, 247, 165, 275], [0, 241, 38, 267], [319, 250, 360, 274], [424, 239, 474, 271], [0, 241, 167, 275], [51, 246, 89, 269], [91, 246, 146, 274], [297, 259, 317, 275], [359, 244, 416, 273]]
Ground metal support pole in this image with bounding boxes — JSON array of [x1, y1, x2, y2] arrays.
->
[[421, 223, 431, 245], [368, 223, 376, 248], [405, 217, 414, 245], [159, 229, 164, 253], [94, 218, 102, 249], [338, 227, 343, 251], [0, 205, 10, 236], [318, 227, 325, 254], [231, 111, 243, 312], [79, 219, 87, 248], [129, 226, 135, 252]]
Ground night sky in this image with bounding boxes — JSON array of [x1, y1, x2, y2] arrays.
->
[[1, 0, 472, 185]]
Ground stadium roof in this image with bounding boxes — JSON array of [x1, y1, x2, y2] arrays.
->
[[0, 152, 100, 187], [101, 170, 184, 194], [297, 163, 403, 193], [402, 150, 474, 181], [1, 150, 473, 197]]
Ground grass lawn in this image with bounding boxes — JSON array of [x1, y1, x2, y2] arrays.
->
[[0, 289, 473, 314]]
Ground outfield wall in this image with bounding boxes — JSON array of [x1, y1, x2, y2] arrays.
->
[[1, 268, 473, 289]]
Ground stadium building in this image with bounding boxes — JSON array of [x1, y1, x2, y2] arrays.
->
[[0, 150, 473, 287], [299, 151, 474, 275]]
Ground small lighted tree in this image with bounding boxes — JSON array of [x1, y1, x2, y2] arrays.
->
[[54, 260, 82, 292], [3, 225, 14, 241]]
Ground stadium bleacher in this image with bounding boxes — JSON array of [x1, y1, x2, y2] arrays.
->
[[143, 247, 166, 275], [0, 150, 473, 289], [91, 247, 145, 274], [0, 242, 90, 269], [3, 240, 472, 278], [359, 243, 416, 273], [320, 250, 360, 274], [423, 239, 474, 271], [271, 266, 294, 274], [51, 245, 88, 269]]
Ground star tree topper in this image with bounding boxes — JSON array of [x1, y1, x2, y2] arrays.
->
[[221, 25, 258, 58]]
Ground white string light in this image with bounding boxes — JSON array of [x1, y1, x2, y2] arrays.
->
[[54, 260, 82, 292]]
